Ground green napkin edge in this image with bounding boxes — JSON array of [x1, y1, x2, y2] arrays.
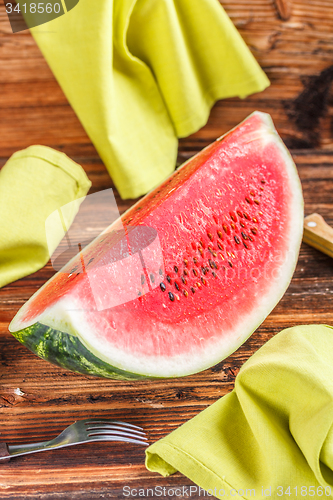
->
[[10, 145, 92, 199], [146, 438, 244, 499], [0, 145, 92, 288], [177, 74, 270, 139], [146, 325, 333, 498]]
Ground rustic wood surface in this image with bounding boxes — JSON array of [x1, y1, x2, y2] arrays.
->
[[2, 0, 333, 157], [1, 0, 333, 498]]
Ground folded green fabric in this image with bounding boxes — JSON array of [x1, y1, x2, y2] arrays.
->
[[0, 146, 91, 288], [146, 325, 333, 499], [29, 0, 269, 199]]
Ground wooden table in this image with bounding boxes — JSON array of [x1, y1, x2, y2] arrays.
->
[[1, 1, 333, 498]]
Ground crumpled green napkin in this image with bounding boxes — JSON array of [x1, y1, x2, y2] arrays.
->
[[146, 325, 333, 499], [0, 146, 91, 288], [29, 0, 269, 199]]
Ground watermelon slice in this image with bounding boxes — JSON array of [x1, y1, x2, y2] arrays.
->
[[9, 112, 304, 379]]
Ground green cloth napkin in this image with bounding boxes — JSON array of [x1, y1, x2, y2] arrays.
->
[[146, 325, 333, 499], [29, 0, 270, 199], [0, 146, 91, 288]]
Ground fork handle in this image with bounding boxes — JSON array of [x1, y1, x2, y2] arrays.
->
[[0, 439, 57, 461], [0, 443, 10, 462]]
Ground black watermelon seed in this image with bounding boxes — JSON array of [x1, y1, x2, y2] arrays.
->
[[201, 277, 206, 285], [209, 259, 214, 269], [183, 290, 188, 297], [193, 269, 198, 277], [245, 197, 252, 204], [190, 287, 196, 294], [184, 269, 189, 276], [261, 179, 266, 184], [240, 222, 245, 228], [251, 228, 257, 235], [175, 282, 180, 291], [174, 266, 178, 273], [248, 235, 254, 242], [212, 271, 217, 278], [217, 230, 223, 239], [166, 275, 171, 283], [254, 200, 260, 205], [160, 282, 166, 292], [201, 267, 207, 275], [217, 242, 223, 251], [243, 213, 250, 220], [193, 257, 198, 265], [159, 268, 163, 276], [169, 292, 175, 301], [241, 232, 248, 240], [234, 236, 240, 244], [198, 247, 204, 255], [213, 261, 219, 270], [184, 259, 188, 267], [141, 274, 145, 285], [237, 210, 243, 218], [207, 232, 213, 240], [243, 242, 249, 249], [150, 274, 155, 283], [228, 261, 233, 268], [138, 291, 142, 296], [181, 276, 187, 284]]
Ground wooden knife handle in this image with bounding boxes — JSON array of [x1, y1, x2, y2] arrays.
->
[[274, 0, 293, 21], [303, 213, 333, 259]]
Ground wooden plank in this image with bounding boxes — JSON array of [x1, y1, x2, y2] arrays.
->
[[1, 1, 333, 496], [1, 1, 333, 158]]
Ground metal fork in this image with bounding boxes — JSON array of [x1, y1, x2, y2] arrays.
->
[[0, 419, 148, 461]]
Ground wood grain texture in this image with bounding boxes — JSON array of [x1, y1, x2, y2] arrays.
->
[[1, 1, 333, 157], [273, 0, 293, 21], [1, 0, 333, 497]]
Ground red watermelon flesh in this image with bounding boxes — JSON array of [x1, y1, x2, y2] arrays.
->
[[10, 112, 304, 378]]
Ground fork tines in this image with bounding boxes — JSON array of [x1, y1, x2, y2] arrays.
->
[[84, 419, 148, 446]]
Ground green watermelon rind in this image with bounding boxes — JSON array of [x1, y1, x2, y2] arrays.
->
[[11, 323, 152, 380]]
